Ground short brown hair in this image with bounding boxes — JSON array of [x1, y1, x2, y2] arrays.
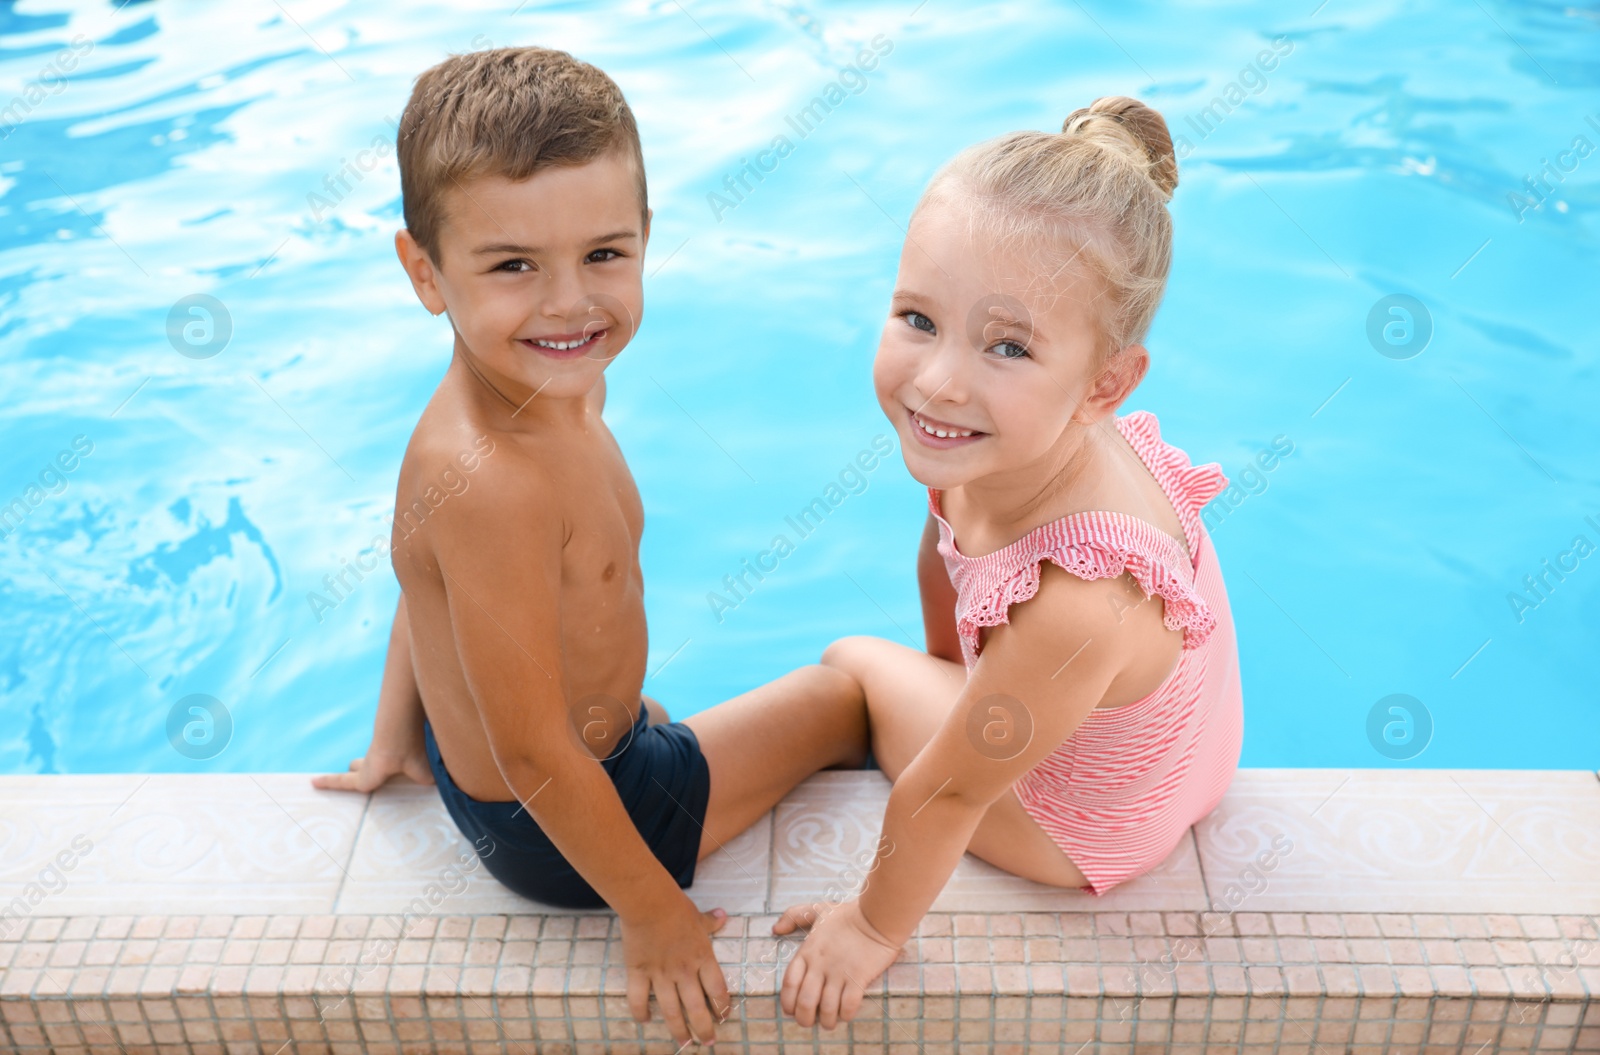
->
[[397, 46, 647, 263]]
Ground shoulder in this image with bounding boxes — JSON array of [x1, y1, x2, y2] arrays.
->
[[966, 561, 1141, 698], [979, 560, 1177, 681], [396, 423, 559, 549], [1008, 560, 1140, 641]]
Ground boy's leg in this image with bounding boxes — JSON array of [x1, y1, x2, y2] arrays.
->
[[821, 635, 1088, 889], [682, 665, 869, 860]]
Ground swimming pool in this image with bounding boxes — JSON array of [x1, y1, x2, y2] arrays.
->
[[2, 0, 1595, 774]]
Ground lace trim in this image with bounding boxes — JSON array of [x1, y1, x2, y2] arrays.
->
[[955, 540, 1218, 654]]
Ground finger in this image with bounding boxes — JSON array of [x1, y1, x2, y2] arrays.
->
[[772, 903, 817, 935], [676, 976, 718, 1046], [309, 772, 360, 791], [699, 957, 732, 1025], [841, 978, 865, 1023], [795, 962, 826, 1029], [654, 975, 691, 1047], [353, 769, 392, 794], [626, 968, 649, 1023], [818, 976, 844, 1031], [779, 954, 807, 1018]]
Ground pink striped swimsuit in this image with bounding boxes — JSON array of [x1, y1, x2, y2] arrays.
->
[[930, 410, 1243, 894]]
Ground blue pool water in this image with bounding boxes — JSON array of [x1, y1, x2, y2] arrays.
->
[[1, 1, 1595, 774]]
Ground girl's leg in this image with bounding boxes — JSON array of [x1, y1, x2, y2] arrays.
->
[[682, 665, 870, 861], [821, 635, 1089, 889]]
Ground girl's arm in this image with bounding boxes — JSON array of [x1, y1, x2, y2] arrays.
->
[[917, 513, 963, 664], [312, 593, 435, 791], [777, 564, 1150, 1028]]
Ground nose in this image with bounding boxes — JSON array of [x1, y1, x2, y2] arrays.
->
[[909, 331, 968, 412], [540, 265, 587, 323]]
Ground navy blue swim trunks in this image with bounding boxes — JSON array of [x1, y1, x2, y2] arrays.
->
[[423, 701, 711, 910]]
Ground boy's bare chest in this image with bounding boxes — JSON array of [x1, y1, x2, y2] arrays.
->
[[545, 440, 645, 593]]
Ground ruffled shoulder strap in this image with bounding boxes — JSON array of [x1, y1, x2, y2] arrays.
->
[[931, 514, 1217, 663], [1120, 408, 1228, 560], [1115, 410, 1229, 552], [953, 512, 1219, 654]]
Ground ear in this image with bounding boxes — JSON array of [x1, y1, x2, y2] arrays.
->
[[1081, 344, 1149, 421], [395, 229, 447, 316]]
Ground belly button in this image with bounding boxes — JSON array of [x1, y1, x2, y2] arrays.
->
[[602, 562, 616, 581]]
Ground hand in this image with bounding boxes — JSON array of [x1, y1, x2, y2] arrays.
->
[[311, 745, 434, 792], [621, 899, 731, 1047], [774, 899, 903, 1029]]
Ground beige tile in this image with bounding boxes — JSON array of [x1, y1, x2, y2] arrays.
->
[[769, 770, 892, 911], [768, 771, 1208, 914], [1195, 769, 1600, 913], [939, 830, 1207, 913], [0, 775, 364, 915], [336, 782, 769, 915], [683, 811, 770, 915], [334, 784, 531, 916]]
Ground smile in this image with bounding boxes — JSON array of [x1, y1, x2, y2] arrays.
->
[[909, 408, 984, 446], [519, 328, 607, 358], [915, 406, 972, 435]]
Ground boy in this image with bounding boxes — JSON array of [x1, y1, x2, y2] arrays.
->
[[311, 47, 868, 1047]]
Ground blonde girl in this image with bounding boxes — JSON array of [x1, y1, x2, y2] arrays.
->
[[776, 96, 1244, 1029]]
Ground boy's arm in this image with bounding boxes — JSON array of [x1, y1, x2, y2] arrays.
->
[[434, 457, 729, 1048], [917, 513, 963, 663], [777, 564, 1150, 1027], [313, 593, 434, 791]]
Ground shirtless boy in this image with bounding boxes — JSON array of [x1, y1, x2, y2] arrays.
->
[[311, 47, 867, 1047]]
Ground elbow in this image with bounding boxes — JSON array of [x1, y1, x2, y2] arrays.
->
[[895, 768, 996, 820], [496, 741, 583, 795]]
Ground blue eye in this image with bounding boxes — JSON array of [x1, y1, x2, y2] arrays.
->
[[990, 339, 1030, 360], [903, 310, 935, 334]]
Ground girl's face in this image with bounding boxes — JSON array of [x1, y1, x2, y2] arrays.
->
[[872, 193, 1114, 491]]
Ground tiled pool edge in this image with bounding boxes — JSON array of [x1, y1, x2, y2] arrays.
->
[[2, 768, 1598, 1053], [1, 910, 1598, 1053]]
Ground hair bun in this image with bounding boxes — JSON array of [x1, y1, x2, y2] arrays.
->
[[1062, 96, 1179, 200]]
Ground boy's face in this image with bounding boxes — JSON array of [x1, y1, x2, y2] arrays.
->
[[399, 150, 649, 405]]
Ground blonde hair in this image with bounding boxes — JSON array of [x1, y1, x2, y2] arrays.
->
[[397, 46, 647, 264], [917, 95, 1179, 364]]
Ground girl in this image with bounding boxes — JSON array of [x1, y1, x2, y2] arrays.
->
[[774, 96, 1244, 1029]]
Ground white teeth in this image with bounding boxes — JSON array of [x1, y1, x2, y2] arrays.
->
[[531, 332, 601, 351], [914, 413, 974, 439]]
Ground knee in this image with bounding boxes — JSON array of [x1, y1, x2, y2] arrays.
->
[[820, 635, 882, 676]]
